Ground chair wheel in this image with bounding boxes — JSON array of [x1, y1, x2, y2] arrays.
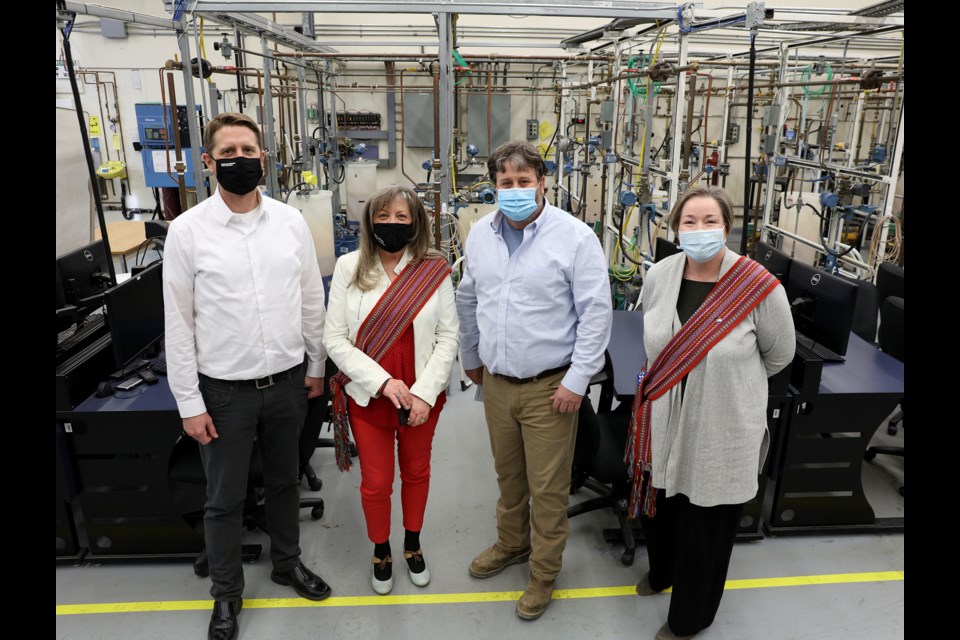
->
[[311, 502, 325, 520], [864, 450, 877, 462], [349, 443, 358, 458], [887, 424, 898, 436], [621, 550, 635, 566], [308, 477, 323, 492]]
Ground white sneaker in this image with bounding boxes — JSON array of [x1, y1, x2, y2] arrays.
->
[[403, 549, 430, 587], [371, 555, 393, 595]]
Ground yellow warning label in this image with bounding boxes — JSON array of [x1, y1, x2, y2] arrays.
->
[[538, 120, 553, 140], [89, 115, 101, 135]]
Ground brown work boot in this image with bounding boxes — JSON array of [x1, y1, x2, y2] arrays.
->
[[516, 575, 556, 620], [468, 544, 532, 579]]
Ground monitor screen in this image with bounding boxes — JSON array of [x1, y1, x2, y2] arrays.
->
[[57, 240, 112, 306], [104, 261, 165, 369], [785, 260, 858, 356], [754, 241, 792, 282], [655, 237, 682, 262]]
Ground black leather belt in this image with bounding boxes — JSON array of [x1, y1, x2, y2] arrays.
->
[[200, 363, 302, 390], [492, 364, 570, 385]]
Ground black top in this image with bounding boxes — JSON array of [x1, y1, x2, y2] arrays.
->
[[677, 278, 716, 397], [677, 278, 717, 325]]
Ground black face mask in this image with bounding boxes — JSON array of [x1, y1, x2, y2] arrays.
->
[[215, 157, 263, 195], [372, 223, 414, 253]]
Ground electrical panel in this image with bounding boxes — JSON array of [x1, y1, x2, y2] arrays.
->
[[328, 111, 382, 130], [726, 122, 740, 145], [135, 103, 202, 188], [600, 101, 615, 122], [526, 119, 539, 140]]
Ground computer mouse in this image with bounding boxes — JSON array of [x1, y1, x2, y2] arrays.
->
[[95, 381, 115, 398]]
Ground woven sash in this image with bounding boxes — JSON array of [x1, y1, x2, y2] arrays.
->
[[624, 256, 778, 518], [330, 258, 451, 471]]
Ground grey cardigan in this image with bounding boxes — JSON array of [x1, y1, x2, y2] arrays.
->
[[638, 249, 796, 506]]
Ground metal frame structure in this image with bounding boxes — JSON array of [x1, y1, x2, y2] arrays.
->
[[62, 2, 903, 276]]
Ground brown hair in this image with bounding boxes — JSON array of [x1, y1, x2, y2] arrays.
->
[[487, 140, 547, 184], [203, 112, 262, 153], [669, 185, 735, 235], [352, 185, 445, 292]]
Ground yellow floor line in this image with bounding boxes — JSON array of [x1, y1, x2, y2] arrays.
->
[[56, 570, 903, 616]]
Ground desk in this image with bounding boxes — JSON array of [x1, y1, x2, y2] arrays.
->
[[56, 378, 206, 561], [765, 332, 904, 535], [95, 221, 146, 272]]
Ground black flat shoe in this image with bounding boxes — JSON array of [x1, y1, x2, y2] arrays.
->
[[271, 561, 332, 601], [208, 598, 242, 640]]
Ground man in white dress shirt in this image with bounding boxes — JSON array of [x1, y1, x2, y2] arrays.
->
[[163, 112, 331, 640]]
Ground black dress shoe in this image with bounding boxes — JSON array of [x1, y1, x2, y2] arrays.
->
[[271, 561, 332, 601], [208, 599, 242, 640]]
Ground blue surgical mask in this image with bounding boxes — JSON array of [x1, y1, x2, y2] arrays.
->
[[497, 187, 539, 222], [679, 228, 726, 263]]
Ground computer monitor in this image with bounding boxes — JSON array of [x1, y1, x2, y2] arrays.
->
[[786, 260, 858, 356], [655, 237, 682, 262], [754, 241, 792, 282], [103, 260, 165, 369], [57, 240, 113, 307]]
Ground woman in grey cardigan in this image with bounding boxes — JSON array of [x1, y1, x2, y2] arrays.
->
[[627, 186, 795, 640]]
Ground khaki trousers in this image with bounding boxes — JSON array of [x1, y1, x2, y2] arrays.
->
[[482, 367, 579, 581]]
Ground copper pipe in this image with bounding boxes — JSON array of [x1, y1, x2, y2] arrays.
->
[[775, 75, 901, 89], [279, 51, 612, 61], [565, 63, 700, 90], [165, 72, 189, 214]]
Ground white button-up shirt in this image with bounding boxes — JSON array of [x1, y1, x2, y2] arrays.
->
[[456, 203, 612, 395], [163, 187, 327, 418]]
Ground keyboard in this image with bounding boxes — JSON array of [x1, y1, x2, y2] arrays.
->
[[796, 332, 845, 363]]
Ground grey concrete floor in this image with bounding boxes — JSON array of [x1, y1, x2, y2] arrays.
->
[[56, 378, 904, 640]]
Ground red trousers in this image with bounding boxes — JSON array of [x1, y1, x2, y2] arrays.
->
[[349, 407, 442, 543]]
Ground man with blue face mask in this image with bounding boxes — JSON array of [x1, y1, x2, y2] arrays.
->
[[456, 141, 612, 621]]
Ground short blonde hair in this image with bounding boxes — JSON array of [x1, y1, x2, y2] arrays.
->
[[669, 186, 735, 235], [203, 112, 262, 153]]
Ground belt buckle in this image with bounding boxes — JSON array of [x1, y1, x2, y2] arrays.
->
[[256, 374, 275, 390]]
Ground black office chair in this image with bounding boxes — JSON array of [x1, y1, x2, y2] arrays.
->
[[169, 426, 327, 578], [568, 400, 636, 566], [876, 262, 905, 305], [298, 360, 357, 493], [864, 295, 904, 496], [876, 263, 905, 435], [840, 275, 880, 344]]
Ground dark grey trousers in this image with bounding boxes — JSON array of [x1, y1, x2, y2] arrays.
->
[[198, 364, 307, 601]]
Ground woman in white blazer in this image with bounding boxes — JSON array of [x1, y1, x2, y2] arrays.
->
[[324, 185, 459, 596]]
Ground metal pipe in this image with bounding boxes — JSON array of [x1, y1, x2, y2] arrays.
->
[[432, 64, 442, 251], [683, 73, 696, 171], [565, 63, 700, 91], [273, 51, 612, 61], [261, 35, 279, 198], [165, 72, 190, 214], [176, 31, 208, 199], [775, 75, 901, 89], [397, 68, 418, 186], [486, 66, 493, 158], [739, 31, 757, 256]]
